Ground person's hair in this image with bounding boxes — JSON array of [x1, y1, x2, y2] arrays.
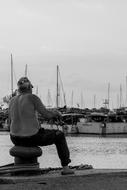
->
[[17, 77, 33, 93]]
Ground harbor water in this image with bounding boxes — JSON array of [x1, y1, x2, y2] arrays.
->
[[0, 132, 127, 169]]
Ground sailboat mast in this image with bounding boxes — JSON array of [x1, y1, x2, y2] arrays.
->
[[56, 65, 59, 108], [71, 90, 74, 107], [47, 89, 52, 107], [120, 84, 122, 108], [117, 94, 119, 108], [81, 91, 83, 109], [126, 75, 127, 107], [108, 83, 110, 109], [93, 94, 96, 108], [11, 54, 13, 95], [25, 64, 28, 77], [56, 65, 66, 108], [36, 86, 38, 95]]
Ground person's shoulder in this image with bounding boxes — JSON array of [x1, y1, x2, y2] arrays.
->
[[29, 93, 38, 99], [24, 93, 35, 98], [27, 93, 40, 101]]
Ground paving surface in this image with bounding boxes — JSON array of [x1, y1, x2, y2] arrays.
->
[[0, 169, 127, 190]]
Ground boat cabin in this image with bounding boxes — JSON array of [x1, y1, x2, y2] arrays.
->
[[61, 113, 84, 125]]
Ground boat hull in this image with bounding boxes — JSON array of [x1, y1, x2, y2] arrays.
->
[[41, 122, 127, 135], [77, 122, 127, 135]]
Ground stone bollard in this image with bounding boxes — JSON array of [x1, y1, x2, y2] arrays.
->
[[9, 146, 42, 175]]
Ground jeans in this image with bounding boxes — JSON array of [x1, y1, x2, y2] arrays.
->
[[10, 128, 71, 167]]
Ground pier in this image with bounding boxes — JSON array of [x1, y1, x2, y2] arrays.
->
[[0, 168, 127, 189]]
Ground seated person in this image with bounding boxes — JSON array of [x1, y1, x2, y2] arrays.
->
[[9, 77, 74, 175]]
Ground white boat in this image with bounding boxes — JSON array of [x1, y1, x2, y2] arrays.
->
[[41, 112, 127, 135], [60, 113, 83, 134], [77, 112, 127, 135]]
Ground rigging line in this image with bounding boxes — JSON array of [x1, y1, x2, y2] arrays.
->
[[59, 80, 66, 105], [58, 69, 66, 105], [48, 90, 53, 106], [13, 68, 17, 86]]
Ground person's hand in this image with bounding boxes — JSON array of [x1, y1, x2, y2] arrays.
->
[[53, 110, 62, 120]]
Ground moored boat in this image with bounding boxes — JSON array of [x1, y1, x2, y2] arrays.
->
[[77, 112, 127, 135]]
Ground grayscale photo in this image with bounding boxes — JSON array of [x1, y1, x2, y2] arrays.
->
[[0, 0, 126, 189]]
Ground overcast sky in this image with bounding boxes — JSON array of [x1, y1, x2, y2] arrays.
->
[[0, 0, 127, 109]]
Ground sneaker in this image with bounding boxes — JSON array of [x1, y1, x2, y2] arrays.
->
[[61, 168, 75, 175]]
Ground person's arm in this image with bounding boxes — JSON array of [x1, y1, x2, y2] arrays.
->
[[31, 94, 61, 120]]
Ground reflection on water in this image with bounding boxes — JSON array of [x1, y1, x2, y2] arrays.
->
[[0, 132, 127, 169]]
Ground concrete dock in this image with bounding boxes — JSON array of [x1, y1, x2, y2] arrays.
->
[[0, 168, 127, 190]]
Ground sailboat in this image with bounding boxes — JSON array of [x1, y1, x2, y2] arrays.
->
[[40, 66, 85, 134], [76, 83, 127, 136], [40, 65, 65, 130], [56, 65, 66, 108], [55, 65, 86, 134]]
